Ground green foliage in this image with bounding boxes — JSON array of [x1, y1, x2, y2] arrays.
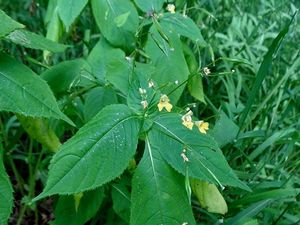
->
[[87, 38, 132, 94], [6, 29, 68, 53], [0, 9, 24, 37], [34, 104, 140, 199], [111, 180, 131, 223], [0, 147, 13, 225], [57, 0, 88, 32], [211, 111, 239, 147], [150, 113, 250, 190], [0, 53, 73, 125], [53, 187, 104, 225], [146, 28, 189, 103], [131, 137, 196, 225], [134, 0, 166, 12], [41, 59, 91, 95], [91, 0, 139, 50], [0, 0, 299, 224]]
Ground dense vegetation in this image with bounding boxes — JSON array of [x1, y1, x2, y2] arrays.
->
[[0, 0, 299, 224]]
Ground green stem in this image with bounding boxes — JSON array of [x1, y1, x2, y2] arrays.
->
[[7, 155, 25, 195], [16, 203, 27, 225]]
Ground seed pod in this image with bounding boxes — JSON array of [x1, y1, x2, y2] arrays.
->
[[191, 179, 228, 215]]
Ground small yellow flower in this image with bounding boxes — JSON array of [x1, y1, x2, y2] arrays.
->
[[195, 120, 209, 134], [181, 110, 194, 130], [166, 4, 176, 14], [157, 94, 173, 112]]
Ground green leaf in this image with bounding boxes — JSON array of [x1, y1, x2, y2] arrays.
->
[[114, 12, 131, 28], [127, 63, 155, 114], [134, 0, 165, 12], [57, 0, 88, 31], [238, 13, 296, 130], [224, 200, 273, 225], [83, 87, 118, 122], [87, 39, 132, 94], [188, 74, 205, 103], [182, 43, 205, 103], [160, 13, 207, 46], [232, 188, 300, 206], [211, 111, 239, 147], [150, 113, 250, 191], [6, 29, 68, 52], [111, 180, 131, 223], [34, 104, 140, 200], [41, 59, 93, 95], [130, 137, 196, 225], [145, 27, 189, 103], [0, 52, 74, 125], [0, 9, 24, 38], [53, 188, 104, 225], [91, 0, 139, 50], [0, 148, 13, 225], [43, 3, 63, 61]]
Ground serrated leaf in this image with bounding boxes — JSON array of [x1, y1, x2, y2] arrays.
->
[[53, 187, 104, 225], [6, 29, 68, 52], [34, 104, 140, 200], [150, 113, 250, 191], [0, 53, 74, 125], [0, 149, 13, 225], [134, 0, 165, 12], [130, 137, 196, 225], [145, 27, 189, 103], [0, 9, 24, 38], [57, 0, 88, 31], [91, 0, 138, 50], [161, 13, 207, 46], [87, 39, 132, 94]]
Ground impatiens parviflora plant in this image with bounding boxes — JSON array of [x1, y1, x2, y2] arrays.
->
[[31, 76, 250, 224]]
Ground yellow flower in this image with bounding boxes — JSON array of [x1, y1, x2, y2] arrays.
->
[[195, 120, 209, 134], [181, 110, 194, 130], [166, 4, 176, 14], [157, 94, 173, 112]]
